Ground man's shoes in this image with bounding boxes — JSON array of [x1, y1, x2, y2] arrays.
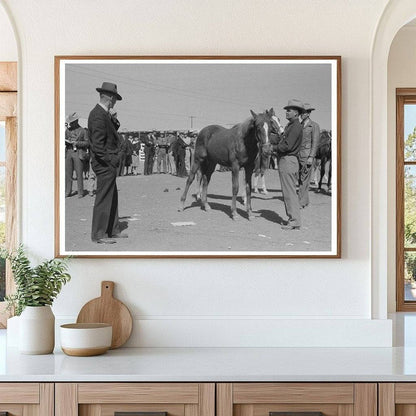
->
[[281, 223, 300, 230], [112, 233, 128, 239], [96, 238, 116, 244]]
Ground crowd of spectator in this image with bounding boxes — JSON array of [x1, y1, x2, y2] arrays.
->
[[65, 117, 199, 199]]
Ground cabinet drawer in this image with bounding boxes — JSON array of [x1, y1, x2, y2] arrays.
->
[[217, 383, 376, 416], [56, 383, 215, 416], [0, 383, 39, 403], [0, 383, 53, 416], [78, 383, 200, 404]]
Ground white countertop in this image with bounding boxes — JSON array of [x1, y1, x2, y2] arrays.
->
[[2, 329, 416, 382]]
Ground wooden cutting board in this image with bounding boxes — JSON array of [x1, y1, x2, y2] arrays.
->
[[76, 281, 133, 349]]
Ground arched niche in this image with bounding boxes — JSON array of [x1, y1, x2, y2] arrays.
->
[[372, 0, 416, 319], [0, 2, 17, 61], [0, 0, 18, 327]]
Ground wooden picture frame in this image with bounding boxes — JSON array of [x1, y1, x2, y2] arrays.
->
[[55, 56, 341, 258]]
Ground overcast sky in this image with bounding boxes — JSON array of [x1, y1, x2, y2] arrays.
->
[[64, 60, 333, 132]]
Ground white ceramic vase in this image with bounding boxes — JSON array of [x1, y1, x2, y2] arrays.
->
[[19, 305, 55, 354], [6, 315, 20, 347]]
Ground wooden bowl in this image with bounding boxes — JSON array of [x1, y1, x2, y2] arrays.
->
[[60, 323, 112, 356]]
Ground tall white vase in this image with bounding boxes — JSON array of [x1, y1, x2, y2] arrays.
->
[[19, 306, 55, 354], [6, 315, 20, 347]]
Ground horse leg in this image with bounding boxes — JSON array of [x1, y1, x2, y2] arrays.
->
[[328, 159, 332, 192], [245, 166, 254, 220], [260, 172, 268, 194], [231, 164, 240, 220], [311, 159, 320, 186], [318, 157, 326, 192], [240, 169, 247, 206], [252, 173, 259, 193], [179, 160, 200, 211], [200, 161, 216, 212], [195, 168, 202, 201]]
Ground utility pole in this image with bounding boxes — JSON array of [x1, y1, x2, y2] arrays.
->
[[189, 116, 195, 129]]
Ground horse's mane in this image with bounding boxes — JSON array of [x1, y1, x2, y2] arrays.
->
[[320, 130, 332, 145], [233, 117, 254, 137]]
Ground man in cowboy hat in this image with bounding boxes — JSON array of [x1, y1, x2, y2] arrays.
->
[[298, 102, 321, 208], [156, 132, 169, 174], [65, 112, 89, 198], [144, 130, 157, 175], [88, 82, 127, 244], [276, 99, 304, 230]]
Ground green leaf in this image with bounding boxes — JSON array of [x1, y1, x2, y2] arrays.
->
[[4, 245, 71, 315]]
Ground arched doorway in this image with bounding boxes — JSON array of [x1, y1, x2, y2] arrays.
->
[[0, 0, 18, 327], [371, 0, 416, 319]]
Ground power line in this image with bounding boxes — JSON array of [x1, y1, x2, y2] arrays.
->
[[66, 65, 269, 110], [65, 100, 238, 127]]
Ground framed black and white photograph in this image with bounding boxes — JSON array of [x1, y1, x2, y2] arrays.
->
[[55, 56, 341, 258]]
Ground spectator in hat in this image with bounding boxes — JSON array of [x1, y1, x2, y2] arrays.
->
[[275, 99, 304, 230], [188, 130, 198, 169], [174, 132, 188, 177], [88, 82, 127, 244], [144, 130, 156, 175], [167, 132, 177, 175], [117, 132, 128, 176], [184, 130, 198, 173], [131, 138, 140, 175], [298, 102, 321, 208], [124, 136, 134, 175], [156, 132, 169, 174], [65, 112, 89, 198]]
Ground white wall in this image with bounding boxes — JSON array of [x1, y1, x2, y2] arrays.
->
[[0, 0, 394, 346], [0, 4, 16, 62], [387, 25, 416, 312]]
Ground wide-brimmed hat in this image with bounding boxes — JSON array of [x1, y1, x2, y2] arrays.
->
[[66, 112, 79, 124], [96, 82, 122, 100], [283, 99, 304, 112], [303, 103, 315, 112]]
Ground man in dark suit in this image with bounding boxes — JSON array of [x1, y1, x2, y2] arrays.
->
[[88, 82, 127, 244]]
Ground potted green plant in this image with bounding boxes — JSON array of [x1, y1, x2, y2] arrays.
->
[[1, 245, 71, 354]]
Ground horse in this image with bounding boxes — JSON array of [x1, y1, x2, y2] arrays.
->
[[180, 109, 278, 220], [315, 130, 332, 192]]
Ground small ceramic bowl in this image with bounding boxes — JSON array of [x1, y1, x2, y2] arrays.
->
[[60, 323, 112, 356]]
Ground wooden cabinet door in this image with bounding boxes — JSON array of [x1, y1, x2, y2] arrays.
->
[[217, 383, 377, 416], [0, 383, 53, 416], [55, 383, 215, 416], [379, 383, 416, 416]]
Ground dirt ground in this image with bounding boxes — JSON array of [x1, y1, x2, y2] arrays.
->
[[64, 168, 332, 254]]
